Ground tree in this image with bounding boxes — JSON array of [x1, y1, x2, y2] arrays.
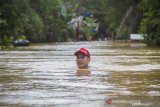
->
[[139, 0, 160, 46], [0, 0, 44, 44], [0, 0, 76, 44]]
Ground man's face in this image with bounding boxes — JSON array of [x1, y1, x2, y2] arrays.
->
[[76, 53, 90, 69]]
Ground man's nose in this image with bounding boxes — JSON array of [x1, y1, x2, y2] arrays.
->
[[77, 57, 82, 60]]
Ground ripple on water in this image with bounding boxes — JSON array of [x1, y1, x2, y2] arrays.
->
[[0, 41, 160, 106]]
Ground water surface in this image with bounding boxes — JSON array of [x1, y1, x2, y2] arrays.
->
[[0, 41, 160, 107]]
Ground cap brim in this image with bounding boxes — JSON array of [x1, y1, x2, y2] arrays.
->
[[74, 51, 82, 56], [74, 51, 89, 58]]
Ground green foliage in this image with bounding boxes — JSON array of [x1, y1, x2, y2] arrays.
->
[[17, 35, 26, 40], [139, 0, 160, 46], [118, 26, 129, 40], [3, 36, 13, 44], [0, 0, 76, 44], [83, 0, 139, 40], [82, 17, 97, 40], [26, 9, 44, 41], [0, 36, 14, 50], [0, 0, 159, 46]]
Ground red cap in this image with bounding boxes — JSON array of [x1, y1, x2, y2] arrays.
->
[[74, 48, 90, 58]]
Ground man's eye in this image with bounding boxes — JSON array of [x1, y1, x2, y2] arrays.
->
[[81, 56, 85, 58], [77, 57, 81, 59], [77, 56, 84, 59]]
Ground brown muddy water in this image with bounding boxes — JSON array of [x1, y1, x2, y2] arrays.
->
[[0, 41, 160, 107]]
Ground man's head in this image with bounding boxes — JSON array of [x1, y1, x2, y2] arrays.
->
[[74, 48, 90, 69]]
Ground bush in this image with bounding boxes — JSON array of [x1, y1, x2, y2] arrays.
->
[[0, 36, 14, 50], [139, 0, 160, 46], [17, 35, 27, 40]]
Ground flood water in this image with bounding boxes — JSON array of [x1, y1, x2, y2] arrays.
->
[[0, 41, 160, 107]]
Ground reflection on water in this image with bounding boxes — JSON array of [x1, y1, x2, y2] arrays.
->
[[0, 41, 160, 107], [76, 69, 91, 77]]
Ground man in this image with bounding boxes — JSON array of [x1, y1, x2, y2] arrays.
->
[[74, 48, 91, 76], [74, 48, 90, 69]]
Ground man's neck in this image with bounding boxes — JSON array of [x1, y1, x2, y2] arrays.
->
[[78, 66, 88, 69]]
